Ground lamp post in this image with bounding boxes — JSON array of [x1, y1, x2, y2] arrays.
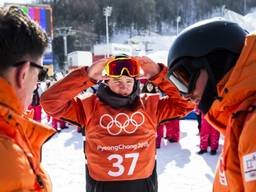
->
[[176, 16, 181, 36], [54, 27, 76, 67], [244, 0, 247, 15], [221, 5, 226, 16], [103, 6, 112, 58]]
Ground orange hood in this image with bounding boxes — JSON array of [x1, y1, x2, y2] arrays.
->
[[206, 33, 256, 134]]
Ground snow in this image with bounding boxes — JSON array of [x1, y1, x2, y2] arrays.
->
[[223, 9, 256, 32], [143, 8, 256, 67], [127, 34, 176, 53], [42, 119, 222, 192], [146, 50, 169, 66], [244, 9, 256, 32]]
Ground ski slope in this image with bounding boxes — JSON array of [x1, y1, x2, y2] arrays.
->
[[42, 119, 222, 192]]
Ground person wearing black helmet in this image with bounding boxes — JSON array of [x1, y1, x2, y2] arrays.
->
[[167, 17, 256, 191]]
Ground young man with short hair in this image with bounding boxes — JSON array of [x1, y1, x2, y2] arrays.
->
[[0, 6, 55, 191]]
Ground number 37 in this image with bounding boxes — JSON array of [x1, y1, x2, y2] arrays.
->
[[107, 153, 139, 177]]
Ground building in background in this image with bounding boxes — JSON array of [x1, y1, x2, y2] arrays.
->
[[67, 51, 92, 71], [93, 43, 132, 61]]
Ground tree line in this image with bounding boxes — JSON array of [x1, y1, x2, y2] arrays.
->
[[40, 0, 256, 68]]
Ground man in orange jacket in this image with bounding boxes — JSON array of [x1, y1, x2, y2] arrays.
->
[[40, 55, 194, 192], [0, 6, 55, 191], [167, 17, 256, 191]]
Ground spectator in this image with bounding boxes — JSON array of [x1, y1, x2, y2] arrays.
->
[[165, 119, 180, 143], [156, 119, 180, 148], [198, 112, 220, 155], [28, 82, 42, 122], [141, 81, 157, 93], [194, 108, 202, 135], [141, 81, 169, 148]]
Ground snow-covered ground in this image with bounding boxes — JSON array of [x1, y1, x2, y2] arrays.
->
[[42, 119, 223, 192]]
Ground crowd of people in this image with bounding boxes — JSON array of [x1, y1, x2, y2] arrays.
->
[[0, 5, 255, 192]]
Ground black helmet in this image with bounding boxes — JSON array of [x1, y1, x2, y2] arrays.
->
[[168, 17, 247, 67], [167, 17, 247, 113]]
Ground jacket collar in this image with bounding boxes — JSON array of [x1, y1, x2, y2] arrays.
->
[[0, 77, 56, 158], [0, 77, 23, 114]]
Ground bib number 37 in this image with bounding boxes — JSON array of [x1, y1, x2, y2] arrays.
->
[[107, 153, 139, 177]]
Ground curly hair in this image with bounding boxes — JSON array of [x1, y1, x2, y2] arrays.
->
[[0, 6, 48, 73]]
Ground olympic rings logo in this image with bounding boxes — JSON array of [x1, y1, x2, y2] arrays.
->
[[99, 112, 145, 135]]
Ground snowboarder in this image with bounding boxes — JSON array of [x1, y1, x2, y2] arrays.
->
[[41, 55, 194, 192]]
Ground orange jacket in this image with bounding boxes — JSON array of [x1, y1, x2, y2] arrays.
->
[[41, 64, 194, 181], [0, 78, 56, 192], [205, 33, 256, 192]]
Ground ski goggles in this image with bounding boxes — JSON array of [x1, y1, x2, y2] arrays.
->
[[105, 57, 140, 78], [167, 59, 200, 95], [14, 61, 48, 82]]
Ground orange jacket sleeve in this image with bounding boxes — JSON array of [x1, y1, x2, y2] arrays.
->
[[150, 64, 195, 122], [40, 67, 95, 127]]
